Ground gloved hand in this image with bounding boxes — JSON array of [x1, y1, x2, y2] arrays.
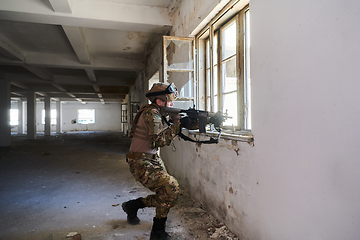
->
[[170, 114, 181, 124], [180, 117, 192, 128]]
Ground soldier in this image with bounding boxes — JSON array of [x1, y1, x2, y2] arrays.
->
[[122, 82, 181, 240]]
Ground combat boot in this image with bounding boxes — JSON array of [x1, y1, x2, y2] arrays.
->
[[150, 217, 171, 240], [122, 197, 145, 225]]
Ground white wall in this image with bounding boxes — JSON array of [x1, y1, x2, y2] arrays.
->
[[61, 102, 121, 132], [160, 0, 360, 240], [11, 101, 122, 132]]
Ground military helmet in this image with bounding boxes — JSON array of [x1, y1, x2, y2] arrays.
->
[[146, 82, 178, 102]]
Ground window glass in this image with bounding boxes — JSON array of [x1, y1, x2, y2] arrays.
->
[[222, 57, 237, 93], [213, 66, 218, 96], [206, 39, 210, 69], [213, 33, 218, 64], [214, 95, 218, 112], [206, 69, 210, 97], [42, 109, 57, 125], [78, 109, 95, 124], [223, 92, 237, 126], [10, 109, 18, 126], [221, 21, 236, 60], [206, 97, 210, 112], [245, 9, 251, 129]]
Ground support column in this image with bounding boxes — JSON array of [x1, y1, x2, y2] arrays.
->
[[18, 99, 24, 134], [27, 90, 36, 139], [0, 79, 11, 147], [44, 96, 51, 136], [56, 100, 62, 134]]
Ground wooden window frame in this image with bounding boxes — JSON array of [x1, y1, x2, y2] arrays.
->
[[196, 4, 250, 131]]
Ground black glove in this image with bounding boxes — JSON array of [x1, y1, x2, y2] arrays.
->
[[180, 117, 192, 129]]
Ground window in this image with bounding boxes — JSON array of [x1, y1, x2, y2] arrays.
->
[[10, 109, 18, 126], [198, 5, 250, 130], [42, 109, 57, 125], [163, 36, 195, 109], [78, 109, 95, 124]]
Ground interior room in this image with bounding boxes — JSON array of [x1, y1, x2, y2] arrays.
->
[[1, 0, 360, 239]]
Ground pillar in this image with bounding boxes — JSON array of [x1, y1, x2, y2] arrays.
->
[[44, 96, 51, 136], [0, 79, 11, 147], [27, 90, 36, 139], [56, 100, 62, 134], [18, 99, 24, 134]]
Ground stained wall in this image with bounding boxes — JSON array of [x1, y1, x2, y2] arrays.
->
[[143, 0, 360, 239]]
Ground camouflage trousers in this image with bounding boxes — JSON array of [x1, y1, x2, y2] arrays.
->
[[127, 156, 180, 218]]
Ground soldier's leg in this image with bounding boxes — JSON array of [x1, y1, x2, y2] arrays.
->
[[125, 155, 180, 239], [141, 174, 180, 218], [127, 156, 179, 213], [143, 173, 179, 240]]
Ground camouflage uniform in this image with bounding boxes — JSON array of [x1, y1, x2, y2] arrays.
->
[[127, 103, 180, 218]]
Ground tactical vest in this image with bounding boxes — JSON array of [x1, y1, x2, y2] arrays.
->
[[129, 104, 159, 154]]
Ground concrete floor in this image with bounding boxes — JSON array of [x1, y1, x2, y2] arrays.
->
[[0, 131, 238, 240]]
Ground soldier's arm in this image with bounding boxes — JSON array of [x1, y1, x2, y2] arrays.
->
[[143, 108, 181, 148]]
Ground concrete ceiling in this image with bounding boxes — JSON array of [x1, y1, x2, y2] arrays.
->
[[0, 0, 181, 103]]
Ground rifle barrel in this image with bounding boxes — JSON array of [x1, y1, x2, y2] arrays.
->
[[162, 107, 183, 114]]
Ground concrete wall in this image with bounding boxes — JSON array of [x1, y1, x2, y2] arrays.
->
[[61, 102, 121, 132], [155, 0, 360, 240], [11, 101, 122, 133]]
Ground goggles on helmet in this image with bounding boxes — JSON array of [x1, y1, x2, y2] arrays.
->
[[145, 83, 178, 100]]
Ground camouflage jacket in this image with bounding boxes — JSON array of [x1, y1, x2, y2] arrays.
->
[[129, 103, 181, 151]]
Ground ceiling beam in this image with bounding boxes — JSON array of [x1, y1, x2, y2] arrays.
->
[[11, 92, 24, 97], [52, 84, 67, 92], [85, 69, 97, 82], [5, 73, 135, 86], [0, 53, 144, 71], [52, 83, 83, 103], [36, 92, 46, 97], [11, 81, 28, 89], [58, 97, 124, 102], [0, 0, 172, 33], [48, 0, 72, 13], [92, 84, 105, 104], [22, 64, 53, 81], [93, 85, 100, 92], [0, 34, 54, 81], [0, 33, 24, 61], [62, 26, 91, 64]]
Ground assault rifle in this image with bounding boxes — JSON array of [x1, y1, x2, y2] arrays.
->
[[161, 106, 231, 144]]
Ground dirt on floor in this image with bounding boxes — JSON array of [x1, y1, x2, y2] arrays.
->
[[0, 131, 238, 240], [168, 188, 239, 240]]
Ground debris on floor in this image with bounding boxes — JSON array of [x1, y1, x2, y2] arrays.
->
[[66, 232, 81, 239], [168, 189, 238, 239], [0, 132, 238, 240]]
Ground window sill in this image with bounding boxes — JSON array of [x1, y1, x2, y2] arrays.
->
[[186, 129, 254, 144]]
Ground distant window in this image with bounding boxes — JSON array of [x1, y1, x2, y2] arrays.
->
[[10, 109, 18, 126], [78, 109, 95, 124], [42, 109, 57, 125]]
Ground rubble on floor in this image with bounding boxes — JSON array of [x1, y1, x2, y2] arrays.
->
[[168, 189, 239, 240]]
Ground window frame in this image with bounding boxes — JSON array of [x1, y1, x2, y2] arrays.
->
[[196, 4, 250, 131]]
